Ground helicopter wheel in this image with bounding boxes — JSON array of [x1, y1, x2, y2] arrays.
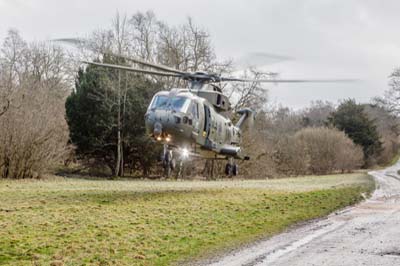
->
[[225, 163, 232, 177], [225, 158, 238, 177], [163, 149, 175, 178]]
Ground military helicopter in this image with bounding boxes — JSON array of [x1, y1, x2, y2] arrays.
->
[[83, 54, 353, 177]]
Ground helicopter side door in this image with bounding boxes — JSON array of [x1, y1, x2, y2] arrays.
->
[[203, 104, 214, 149], [189, 101, 200, 137]]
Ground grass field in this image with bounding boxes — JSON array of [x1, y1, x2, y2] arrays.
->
[[0, 173, 374, 266]]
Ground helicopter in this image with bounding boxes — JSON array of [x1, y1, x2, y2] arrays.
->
[[83, 54, 354, 177]]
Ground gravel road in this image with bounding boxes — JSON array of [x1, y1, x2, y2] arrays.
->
[[203, 163, 400, 266]]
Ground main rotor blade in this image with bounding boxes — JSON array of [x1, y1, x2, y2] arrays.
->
[[220, 77, 358, 83], [235, 52, 295, 68], [82, 61, 182, 78], [52, 38, 86, 45], [108, 53, 187, 75]]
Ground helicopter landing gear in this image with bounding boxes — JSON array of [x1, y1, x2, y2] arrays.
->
[[162, 144, 175, 178], [176, 160, 185, 179], [225, 158, 238, 177]]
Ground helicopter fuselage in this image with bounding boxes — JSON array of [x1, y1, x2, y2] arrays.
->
[[144, 88, 244, 159]]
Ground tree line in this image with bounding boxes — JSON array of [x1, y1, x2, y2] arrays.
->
[[0, 11, 399, 179], [240, 99, 397, 178]]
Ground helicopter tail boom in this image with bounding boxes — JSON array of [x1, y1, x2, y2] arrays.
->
[[235, 108, 255, 129]]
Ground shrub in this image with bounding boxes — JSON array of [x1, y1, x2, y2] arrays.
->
[[273, 136, 309, 176], [274, 127, 363, 175], [0, 30, 69, 179], [0, 84, 69, 178]]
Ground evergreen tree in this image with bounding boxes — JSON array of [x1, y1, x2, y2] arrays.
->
[[65, 60, 161, 176], [329, 99, 382, 166]]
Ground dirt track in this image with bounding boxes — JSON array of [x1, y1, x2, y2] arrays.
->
[[202, 163, 400, 266]]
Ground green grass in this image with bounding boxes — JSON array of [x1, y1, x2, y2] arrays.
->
[[0, 173, 374, 266]]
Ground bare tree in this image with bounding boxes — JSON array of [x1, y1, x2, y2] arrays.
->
[[228, 69, 270, 113], [0, 29, 26, 117], [128, 11, 158, 61], [267, 106, 303, 137], [374, 68, 400, 116], [364, 104, 400, 164], [301, 100, 335, 127], [112, 13, 130, 177], [238, 112, 280, 178], [0, 30, 69, 179]]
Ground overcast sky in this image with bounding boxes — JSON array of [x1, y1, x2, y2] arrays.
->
[[1, 0, 400, 109]]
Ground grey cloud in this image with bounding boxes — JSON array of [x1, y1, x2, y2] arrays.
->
[[1, 0, 399, 108]]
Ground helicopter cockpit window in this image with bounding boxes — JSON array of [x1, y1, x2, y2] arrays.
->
[[150, 95, 168, 109], [170, 97, 191, 113]]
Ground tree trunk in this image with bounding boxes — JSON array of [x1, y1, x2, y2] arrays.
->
[[115, 70, 122, 177], [120, 72, 128, 177]]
